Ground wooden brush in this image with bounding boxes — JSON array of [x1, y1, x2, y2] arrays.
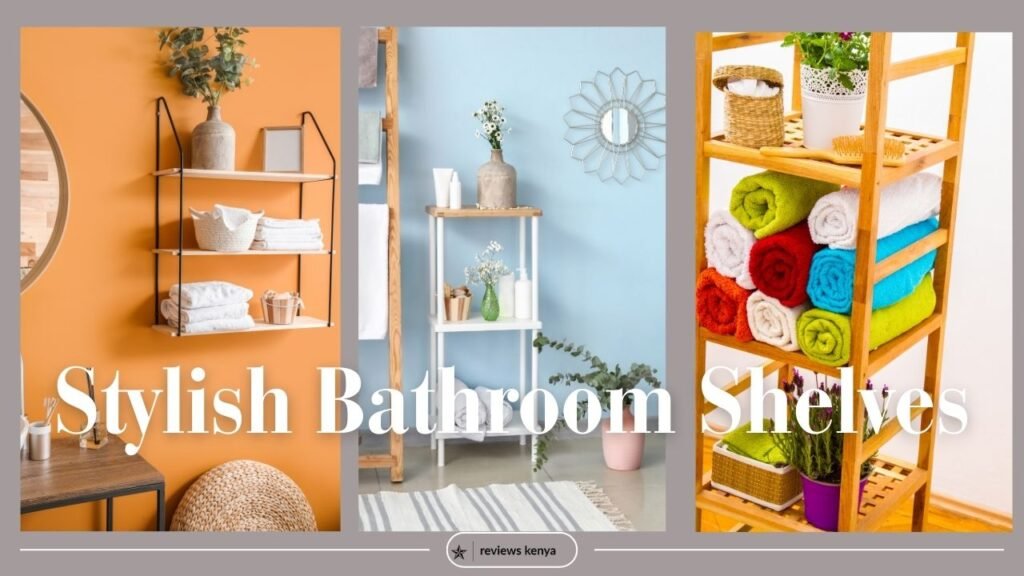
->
[[759, 135, 906, 167]]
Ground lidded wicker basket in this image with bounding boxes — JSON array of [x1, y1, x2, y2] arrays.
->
[[713, 65, 785, 148]]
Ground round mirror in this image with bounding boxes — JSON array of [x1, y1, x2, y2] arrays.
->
[[20, 93, 69, 292], [600, 107, 639, 146]]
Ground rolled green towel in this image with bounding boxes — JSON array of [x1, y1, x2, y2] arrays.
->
[[722, 420, 786, 466], [730, 171, 839, 239], [797, 275, 937, 366]]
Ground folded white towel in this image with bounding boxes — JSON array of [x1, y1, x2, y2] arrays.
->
[[254, 228, 323, 242], [166, 314, 256, 334], [257, 217, 322, 231], [358, 134, 385, 186], [170, 281, 253, 309], [359, 203, 389, 340], [161, 299, 249, 324], [473, 385, 515, 429], [746, 291, 808, 351], [808, 172, 942, 249], [705, 210, 756, 289], [434, 373, 516, 442], [251, 239, 325, 251]]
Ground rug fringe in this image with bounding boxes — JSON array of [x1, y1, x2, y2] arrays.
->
[[576, 481, 635, 531]]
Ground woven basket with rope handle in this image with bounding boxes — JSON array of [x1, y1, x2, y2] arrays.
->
[[170, 460, 318, 532], [713, 65, 785, 148]]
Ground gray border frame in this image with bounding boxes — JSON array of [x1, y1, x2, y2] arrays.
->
[[5, 1, 1020, 574]]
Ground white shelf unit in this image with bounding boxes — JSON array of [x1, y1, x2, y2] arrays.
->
[[427, 206, 542, 467]]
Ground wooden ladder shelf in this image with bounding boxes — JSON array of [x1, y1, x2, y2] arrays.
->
[[694, 32, 974, 532]]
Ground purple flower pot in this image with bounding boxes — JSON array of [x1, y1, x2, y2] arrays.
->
[[800, 474, 869, 531]]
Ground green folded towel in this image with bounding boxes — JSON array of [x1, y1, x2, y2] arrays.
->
[[797, 274, 937, 367], [359, 110, 381, 164], [730, 171, 839, 239], [722, 420, 786, 465]]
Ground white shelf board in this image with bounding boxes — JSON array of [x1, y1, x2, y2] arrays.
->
[[152, 315, 332, 337], [430, 314, 541, 333], [152, 248, 331, 256], [153, 168, 334, 183], [434, 408, 535, 440]]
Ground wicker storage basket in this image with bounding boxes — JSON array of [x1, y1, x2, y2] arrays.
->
[[713, 65, 785, 148], [710, 439, 802, 511], [261, 291, 304, 325], [190, 206, 263, 252]]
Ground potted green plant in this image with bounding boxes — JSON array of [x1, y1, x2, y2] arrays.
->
[[770, 370, 889, 531], [473, 99, 516, 209], [464, 241, 511, 321], [782, 32, 870, 150], [159, 27, 255, 171], [532, 333, 661, 471]]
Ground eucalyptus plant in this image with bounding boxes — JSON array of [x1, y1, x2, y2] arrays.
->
[[159, 27, 254, 107], [530, 333, 661, 471]]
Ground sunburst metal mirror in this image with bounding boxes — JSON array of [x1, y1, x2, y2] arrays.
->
[[563, 68, 666, 184]]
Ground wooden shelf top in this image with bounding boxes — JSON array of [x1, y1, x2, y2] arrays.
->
[[153, 248, 332, 257], [153, 168, 334, 183], [152, 315, 331, 337], [425, 206, 542, 218], [697, 455, 926, 532], [700, 312, 944, 378], [706, 114, 959, 187]]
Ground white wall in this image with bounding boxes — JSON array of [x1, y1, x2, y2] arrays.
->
[[704, 33, 1013, 514]]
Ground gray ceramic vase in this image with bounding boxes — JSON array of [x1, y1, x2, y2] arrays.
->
[[477, 149, 517, 209], [191, 106, 235, 171]]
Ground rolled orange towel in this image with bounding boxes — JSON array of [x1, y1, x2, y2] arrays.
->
[[697, 268, 754, 341]]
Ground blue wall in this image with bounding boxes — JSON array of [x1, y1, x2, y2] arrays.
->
[[359, 27, 665, 427]]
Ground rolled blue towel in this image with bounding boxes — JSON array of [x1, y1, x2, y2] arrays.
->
[[807, 217, 939, 314]]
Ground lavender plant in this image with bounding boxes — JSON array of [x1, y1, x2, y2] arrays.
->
[[769, 370, 889, 484]]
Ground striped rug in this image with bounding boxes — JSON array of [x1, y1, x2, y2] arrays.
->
[[359, 481, 632, 532]]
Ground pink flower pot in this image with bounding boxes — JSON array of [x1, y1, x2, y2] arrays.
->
[[601, 411, 645, 471], [800, 473, 869, 531]]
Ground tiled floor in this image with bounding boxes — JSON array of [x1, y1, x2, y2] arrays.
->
[[360, 435, 666, 531]]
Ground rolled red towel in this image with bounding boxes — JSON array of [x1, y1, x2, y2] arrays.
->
[[697, 268, 754, 342], [748, 222, 820, 307]]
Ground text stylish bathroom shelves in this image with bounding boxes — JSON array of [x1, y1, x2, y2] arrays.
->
[[426, 205, 542, 467], [151, 97, 337, 337], [694, 32, 974, 532]]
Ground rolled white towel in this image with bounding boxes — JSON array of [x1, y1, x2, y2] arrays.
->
[[452, 377, 487, 441], [746, 291, 808, 351], [170, 281, 253, 309], [166, 314, 256, 334], [704, 210, 756, 289], [473, 385, 515, 429], [257, 216, 321, 230], [808, 172, 942, 249], [161, 299, 249, 324]]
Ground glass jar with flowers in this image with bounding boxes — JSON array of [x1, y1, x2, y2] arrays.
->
[[473, 100, 517, 209], [465, 241, 511, 321], [770, 370, 890, 531]]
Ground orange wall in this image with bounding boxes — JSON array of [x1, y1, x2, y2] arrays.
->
[[20, 28, 342, 531]]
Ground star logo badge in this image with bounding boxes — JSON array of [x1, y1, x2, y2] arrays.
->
[[450, 544, 467, 561]]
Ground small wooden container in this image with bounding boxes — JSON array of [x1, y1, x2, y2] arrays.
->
[[710, 439, 802, 511], [261, 291, 304, 325]]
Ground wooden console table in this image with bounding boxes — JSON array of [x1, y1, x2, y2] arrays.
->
[[21, 435, 166, 531]]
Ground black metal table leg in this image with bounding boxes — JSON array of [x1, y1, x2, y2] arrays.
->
[[156, 485, 166, 531], [106, 498, 113, 531]]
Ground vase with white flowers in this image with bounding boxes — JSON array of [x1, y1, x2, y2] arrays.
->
[[473, 100, 517, 209], [465, 241, 511, 321]]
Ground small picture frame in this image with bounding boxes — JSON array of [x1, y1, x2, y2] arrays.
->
[[262, 126, 304, 173]]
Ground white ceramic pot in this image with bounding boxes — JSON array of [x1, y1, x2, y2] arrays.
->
[[800, 65, 867, 150]]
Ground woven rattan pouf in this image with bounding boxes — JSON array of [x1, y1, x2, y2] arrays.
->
[[171, 460, 318, 531]]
